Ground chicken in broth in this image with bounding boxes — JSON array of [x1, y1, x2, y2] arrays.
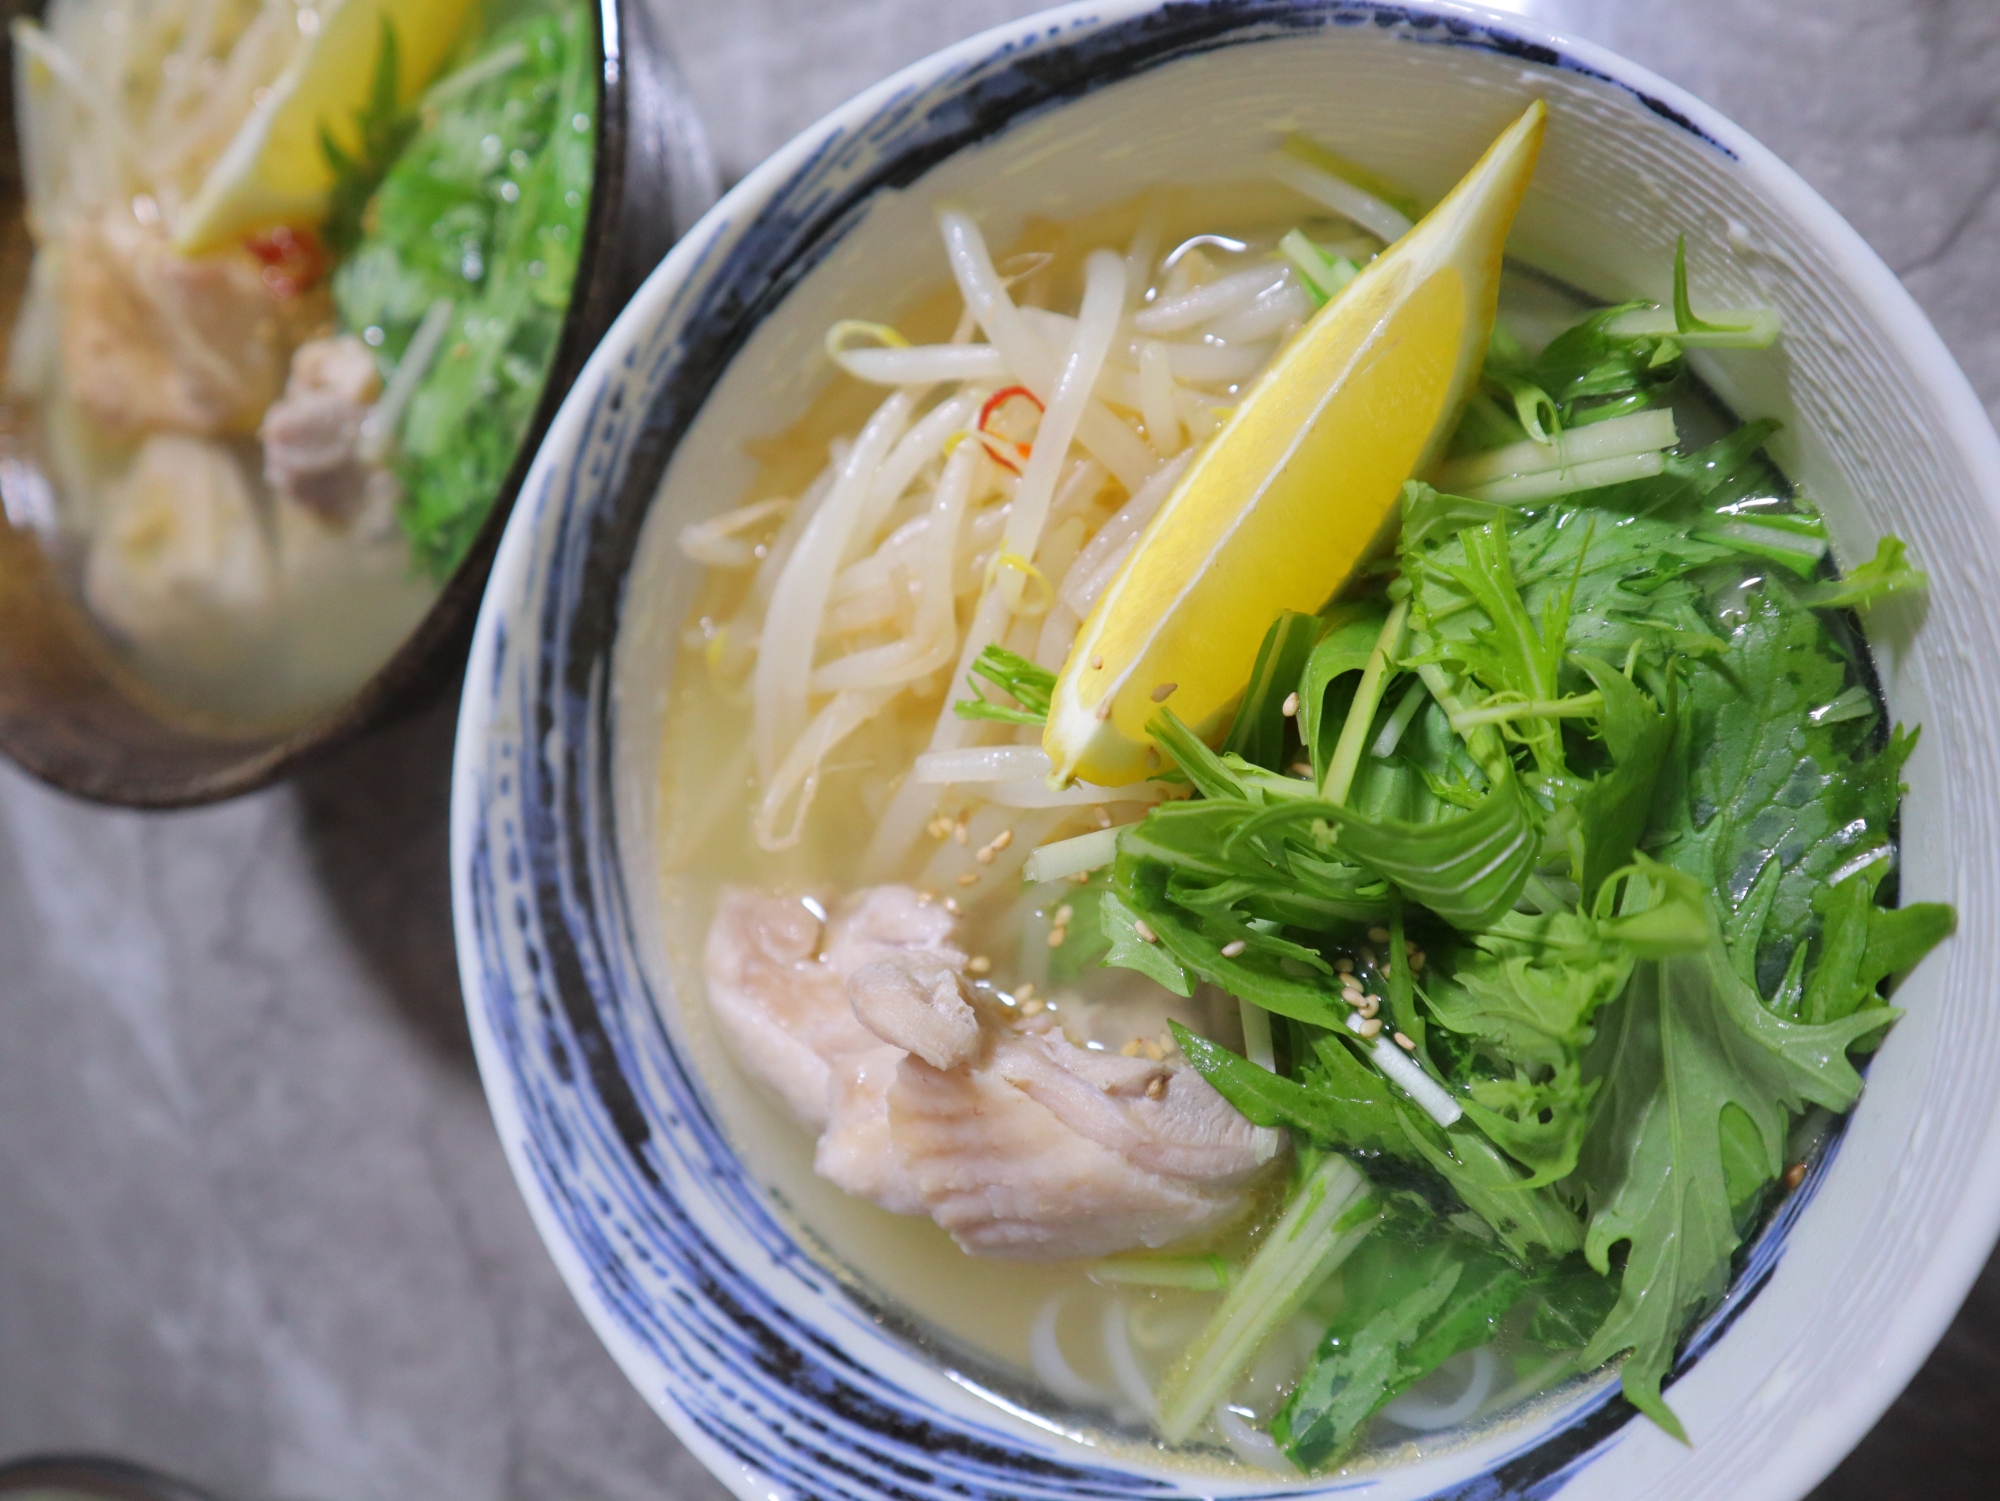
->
[[3, 0, 592, 723], [658, 109, 1950, 1473]]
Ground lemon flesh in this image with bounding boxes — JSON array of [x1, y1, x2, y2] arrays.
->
[[1045, 101, 1547, 787], [173, 0, 478, 255]]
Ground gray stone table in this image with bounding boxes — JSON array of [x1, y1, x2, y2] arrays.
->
[[1, 2, 1993, 1497]]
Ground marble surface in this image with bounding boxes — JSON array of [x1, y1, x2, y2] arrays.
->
[[1, 2, 1995, 1497]]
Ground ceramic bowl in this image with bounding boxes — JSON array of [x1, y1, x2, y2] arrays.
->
[[0, 0, 715, 807], [450, 3, 1996, 1498]]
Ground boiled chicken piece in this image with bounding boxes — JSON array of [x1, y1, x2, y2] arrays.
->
[[704, 885, 1282, 1260], [60, 208, 324, 436], [85, 434, 276, 655], [261, 335, 393, 523]]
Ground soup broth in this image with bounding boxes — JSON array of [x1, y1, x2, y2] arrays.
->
[[648, 157, 1926, 1474]]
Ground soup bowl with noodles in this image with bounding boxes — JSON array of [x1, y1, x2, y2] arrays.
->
[[450, 3, 1998, 1498]]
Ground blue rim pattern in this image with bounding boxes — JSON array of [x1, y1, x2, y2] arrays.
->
[[453, 5, 1835, 1497]]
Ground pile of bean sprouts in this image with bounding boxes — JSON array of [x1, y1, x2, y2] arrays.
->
[[681, 201, 1384, 872]]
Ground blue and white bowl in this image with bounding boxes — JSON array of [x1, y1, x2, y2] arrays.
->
[[449, 3, 1998, 1497]]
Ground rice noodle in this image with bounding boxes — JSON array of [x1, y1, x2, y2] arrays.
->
[[1204, 280, 1313, 344], [1214, 1406, 1300, 1474], [1029, 1292, 1120, 1411], [1101, 1298, 1159, 1422], [1380, 1345, 1498, 1431]]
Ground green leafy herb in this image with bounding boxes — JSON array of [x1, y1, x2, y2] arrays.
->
[[319, 19, 419, 258], [953, 643, 1057, 726], [334, 6, 596, 578]]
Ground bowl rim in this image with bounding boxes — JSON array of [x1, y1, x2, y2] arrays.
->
[[0, 0, 713, 809], [451, 3, 2000, 1497]]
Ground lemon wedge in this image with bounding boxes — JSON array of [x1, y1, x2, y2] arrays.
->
[[1044, 100, 1547, 787], [173, 0, 478, 255]]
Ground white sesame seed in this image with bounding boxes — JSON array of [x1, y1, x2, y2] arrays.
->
[[1220, 940, 1247, 958], [991, 828, 1014, 852], [1121, 1039, 1144, 1057], [1282, 692, 1300, 717], [967, 955, 992, 975], [1054, 905, 1074, 927], [1145, 1076, 1166, 1099], [1290, 763, 1313, 778], [1394, 1031, 1416, 1051], [1357, 1017, 1383, 1039], [1368, 925, 1391, 944], [1133, 919, 1158, 944], [1046, 926, 1067, 948], [1334, 958, 1354, 974], [1151, 682, 1178, 703], [953, 821, 969, 846], [957, 871, 980, 887], [1091, 655, 1105, 670], [975, 847, 996, 865]]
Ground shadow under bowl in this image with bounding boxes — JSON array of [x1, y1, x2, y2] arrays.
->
[[0, 0, 714, 807]]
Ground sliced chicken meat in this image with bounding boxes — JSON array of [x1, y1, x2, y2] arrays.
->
[[703, 884, 1282, 1261], [261, 334, 396, 523]]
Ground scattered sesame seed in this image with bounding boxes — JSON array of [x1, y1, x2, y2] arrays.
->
[[1022, 996, 1046, 1017], [957, 871, 981, 887], [1290, 762, 1314, 778], [1357, 1017, 1383, 1039], [953, 820, 969, 846], [1281, 692, 1300, 717], [1345, 991, 1366, 1009], [1133, 919, 1158, 944], [927, 817, 952, 840], [967, 955, 992, 975], [1121, 1039, 1144, 1057], [1046, 926, 1068, 948], [1368, 925, 1391, 944], [1143, 1041, 1166, 1062], [1016, 982, 1037, 1001], [1335, 958, 1354, 974], [1145, 1076, 1166, 1099], [1783, 1162, 1806, 1191], [1091, 655, 1105, 670], [1409, 951, 1425, 972], [976, 847, 996, 865], [991, 829, 1014, 852], [1220, 940, 1248, 958], [1360, 997, 1380, 1018], [1070, 870, 1091, 884], [1393, 1031, 1416, 1052], [1151, 682, 1178, 702], [1054, 904, 1074, 926]]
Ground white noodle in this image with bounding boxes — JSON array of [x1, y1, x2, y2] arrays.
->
[[1101, 1298, 1159, 1423], [1381, 1345, 1499, 1431], [1214, 1406, 1301, 1474], [1029, 1293, 1119, 1411], [752, 390, 916, 780]]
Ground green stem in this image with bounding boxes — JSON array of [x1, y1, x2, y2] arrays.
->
[[1415, 662, 1511, 784], [1322, 600, 1409, 806], [1449, 692, 1603, 731], [1155, 1154, 1381, 1441]]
